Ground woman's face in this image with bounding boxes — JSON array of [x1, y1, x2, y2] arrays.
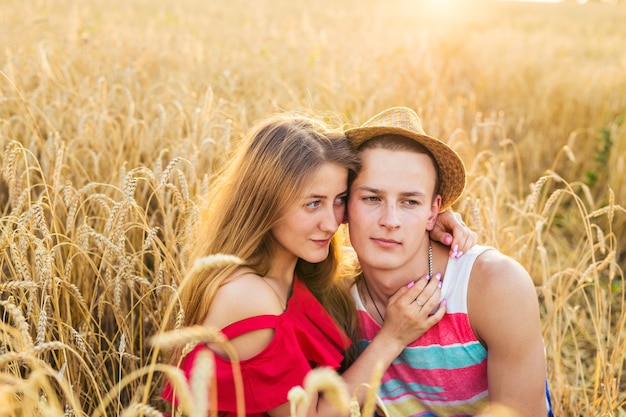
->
[[271, 162, 349, 265]]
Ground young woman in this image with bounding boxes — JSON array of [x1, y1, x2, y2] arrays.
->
[[161, 113, 473, 417]]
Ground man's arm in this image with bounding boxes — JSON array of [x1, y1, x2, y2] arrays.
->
[[468, 250, 548, 417]]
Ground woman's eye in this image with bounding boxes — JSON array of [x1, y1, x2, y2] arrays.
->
[[305, 201, 321, 209], [334, 195, 347, 206]]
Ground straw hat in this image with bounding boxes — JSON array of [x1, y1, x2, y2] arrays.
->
[[345, 107, 465, 211]]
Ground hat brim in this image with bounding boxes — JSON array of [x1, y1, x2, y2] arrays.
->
[[346, 125, 466, 211]]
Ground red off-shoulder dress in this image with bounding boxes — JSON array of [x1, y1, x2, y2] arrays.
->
[[161, 277, 351, 416]]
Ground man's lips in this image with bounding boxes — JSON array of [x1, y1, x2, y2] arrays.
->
[[371, 237, 401, 248]]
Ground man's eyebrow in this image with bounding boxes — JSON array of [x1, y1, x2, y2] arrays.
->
[[354, 186, 380, 193], [401, 191, 427, 197], [354, 185, 425, 197]]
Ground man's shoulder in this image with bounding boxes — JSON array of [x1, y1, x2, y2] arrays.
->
[[467, 247, 541, 344], [453, 245, 522, 277], [472, 247, 523, 272], [470, 247, 534, 294]]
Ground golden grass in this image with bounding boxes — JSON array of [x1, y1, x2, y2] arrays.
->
[[1, 0, 625, 415]]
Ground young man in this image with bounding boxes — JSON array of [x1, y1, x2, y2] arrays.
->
[[345, 107, 554, 417]]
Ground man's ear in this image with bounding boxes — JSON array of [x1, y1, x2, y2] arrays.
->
[[426, 195, 442, 230]]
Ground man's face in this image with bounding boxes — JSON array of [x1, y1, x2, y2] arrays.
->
[[347, 147, 441, 274]]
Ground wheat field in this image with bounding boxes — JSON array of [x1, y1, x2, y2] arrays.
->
[[1, 0, 625, 416]]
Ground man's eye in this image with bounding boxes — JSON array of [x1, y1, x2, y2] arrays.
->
[[363, 196, 380, 202]]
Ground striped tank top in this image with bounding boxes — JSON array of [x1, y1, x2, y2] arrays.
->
[[352, 245, 554, 417], [352, 246, 491, 416]]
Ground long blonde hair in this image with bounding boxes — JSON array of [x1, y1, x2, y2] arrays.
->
[[177, 112, 361, 368]]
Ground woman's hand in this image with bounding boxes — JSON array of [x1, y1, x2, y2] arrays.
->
[[430, 210, 477, 258], [337, 276, 446, 415], [378, 275, 445, 351]]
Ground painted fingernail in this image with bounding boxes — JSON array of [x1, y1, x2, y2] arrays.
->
[[442, 299, 447, 306], [438, 280, 443, 288], [425, 274, 431, 281], [453, 244, 459, 252], [435, 273, 442, 280], [407, 281, 415, 288], [456, 251, 464, 259], [444, 236, 452, 245]]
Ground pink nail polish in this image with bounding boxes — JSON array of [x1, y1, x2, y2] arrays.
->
[[442, 299, 447, 306], [425, 274, 431, 281], [453, 244, 459, 252], [444, 236, 452, 245], [435, 273, 442, 280], [407, 281, 415, 288], [438, 280, 443, 288], [456, 251, 464, 259]]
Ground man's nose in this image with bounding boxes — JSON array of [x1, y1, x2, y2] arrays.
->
[[380, 202, 401, 229]]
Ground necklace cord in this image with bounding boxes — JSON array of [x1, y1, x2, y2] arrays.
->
[[363, 275, 385, 323]]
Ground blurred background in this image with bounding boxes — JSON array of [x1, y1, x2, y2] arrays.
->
[[1, 0, 624, 415]]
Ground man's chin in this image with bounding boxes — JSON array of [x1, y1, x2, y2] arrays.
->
[[360, 260, 402, 272]]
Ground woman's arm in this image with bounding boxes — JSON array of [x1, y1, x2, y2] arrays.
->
[[298, 275, 445, 417], [430, 209, 477, 258]]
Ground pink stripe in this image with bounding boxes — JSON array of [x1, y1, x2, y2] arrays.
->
[[409, 313, 476, 346], [358, 311, 478, 346]]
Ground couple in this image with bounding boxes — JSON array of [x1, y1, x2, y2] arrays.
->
[[162, 107, 553, 417]]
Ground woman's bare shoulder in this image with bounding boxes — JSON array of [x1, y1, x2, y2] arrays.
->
[[204, 268, 285, 328], [204, 269, 285, 359]]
